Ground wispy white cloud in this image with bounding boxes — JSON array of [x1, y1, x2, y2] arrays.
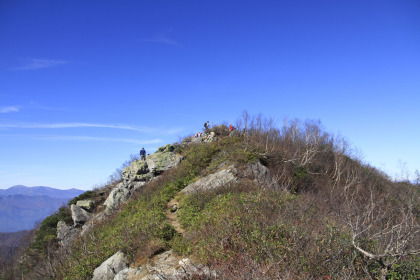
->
[[0, 122, 155, 133], [0, 122, 184, 135], [0, 106, 19, 113], [12, 58, 68, 70], [38, 135, 162, 145], [0, 134, 163, 145]]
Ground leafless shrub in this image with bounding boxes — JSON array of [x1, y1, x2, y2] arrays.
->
[[339, 173, 420, 279]]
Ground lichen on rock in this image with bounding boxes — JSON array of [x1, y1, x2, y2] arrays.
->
[[146, 144, 183, 175]]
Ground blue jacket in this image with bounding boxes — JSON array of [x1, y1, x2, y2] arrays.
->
[[140, 149, 146, 156]]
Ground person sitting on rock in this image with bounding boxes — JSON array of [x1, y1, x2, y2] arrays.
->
[[140, 147, 146, 161]]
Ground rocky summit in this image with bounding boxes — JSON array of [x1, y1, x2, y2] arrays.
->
[[2, 122, 419, 280]]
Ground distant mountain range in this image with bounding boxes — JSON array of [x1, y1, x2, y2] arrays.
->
[[0, 185, 84, 232], [0, 185, 84, 198]]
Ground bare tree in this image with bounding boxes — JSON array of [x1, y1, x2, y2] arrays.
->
[[342, 178, 420, 280]]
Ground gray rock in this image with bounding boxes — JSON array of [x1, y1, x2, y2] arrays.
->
[[136, 250, 216, 280], [122, 160, 153, 183], [202, 131, 216, 142], [146, 145, 183, 174], [132, 181, 146, 191], [76, 199, 94, 212], [114, 267, 143, 280], [103, 180, 148, 214], [191, 137, 202, 143], [182, 162, 279, 194], [182, 167, 237, 194], [140, 250, 179, 279], [103, 183, 131, 212], [242, 162, 280, 190], [57, 221, 79, 247], [71, 204, 92, 226], [92, 251, 128, 280]]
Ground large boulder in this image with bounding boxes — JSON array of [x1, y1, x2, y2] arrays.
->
[[130, 250, 216, 280], [146, 144, 183, 174], [182, 162, 279, 194], [76, 199, 95, 212], [71, 204, 92, 227], [114, 267, 143, 280], [182, 166, 237, 194], [57, 221, 79, 247], [242, 162, 280, 190], [202, 131, 216, 142], [191, 137, 202, 144], [93, 250, 215, 280], [92, 251, 128, 280], [122, 160, 152, 183], [104, 183, 131, 212], [104, 182, 146, 213]]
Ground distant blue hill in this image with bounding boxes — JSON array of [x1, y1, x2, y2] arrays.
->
[[0, 186, 85, 232], [0, 185, 84, 199]]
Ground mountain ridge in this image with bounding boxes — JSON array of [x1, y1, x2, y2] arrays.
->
[[0, 186, 84, 233], [0, 185, 84, 198], [2, 119, 419, 280]]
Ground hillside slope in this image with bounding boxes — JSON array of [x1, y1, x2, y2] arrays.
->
[[4, 119, 420, 280]]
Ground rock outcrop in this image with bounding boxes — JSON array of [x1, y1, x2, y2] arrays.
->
[[57, 221, 79, 248], [59, 144, 184, 246], [104, 144, 183, 213], [182, 161, 279, 194], [182, 166, 237, 194], [92, 251, 128, 280], [71, 204, 92, 227], [103, 182, 142, 213], [91, 250, 216, 280], [121, 160, 152, 184], [146, 144, 183, 175], [184, 132, 217, 145], [243, 161, 280, 190], [76, 199, 95, 211]]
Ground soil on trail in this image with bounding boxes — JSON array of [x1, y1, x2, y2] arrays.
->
[[166, 197, 185, 236]]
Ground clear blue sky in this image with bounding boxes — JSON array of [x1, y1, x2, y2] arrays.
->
[[1, 0, 419, 190]]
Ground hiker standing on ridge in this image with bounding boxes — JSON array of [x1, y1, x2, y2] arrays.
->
[[204, 121, 210, 132], [140, 147, 146, 161]]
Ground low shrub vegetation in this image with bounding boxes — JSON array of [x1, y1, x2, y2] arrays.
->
[[7, 112, 419, 280]]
